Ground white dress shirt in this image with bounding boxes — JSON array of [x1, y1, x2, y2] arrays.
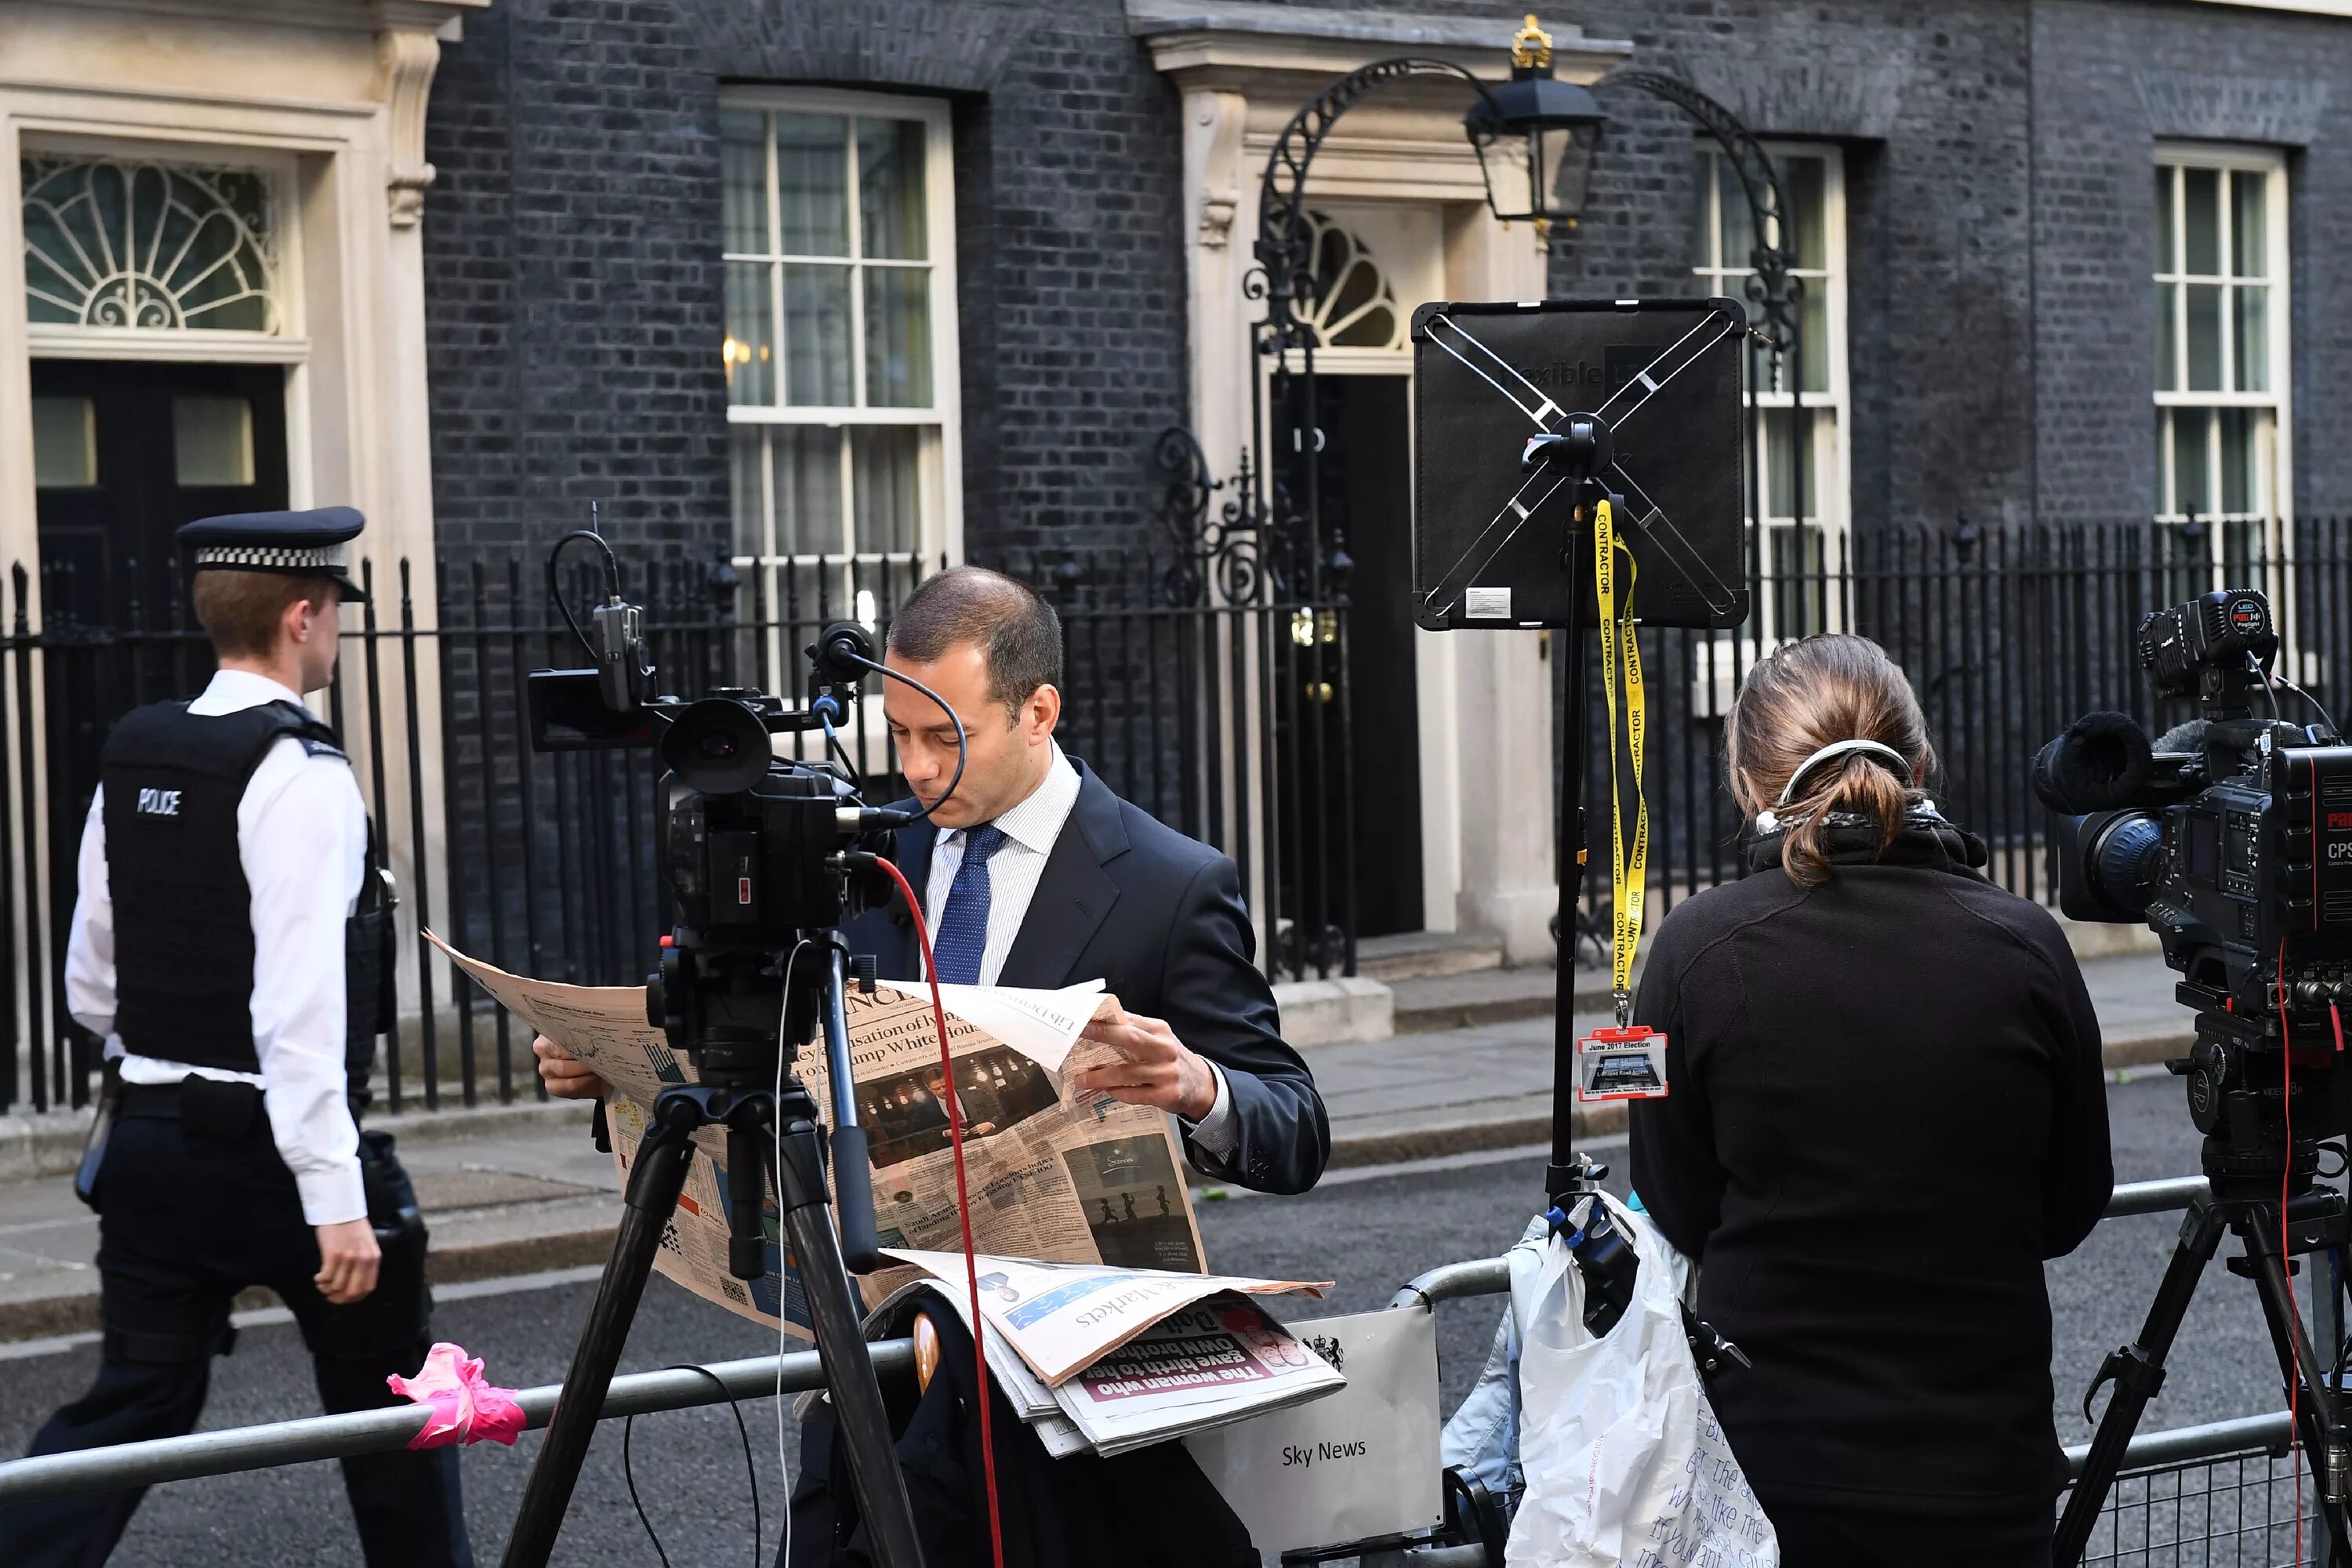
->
[[65, 668, 369, 1227], [920, 742, 1239, 1156]]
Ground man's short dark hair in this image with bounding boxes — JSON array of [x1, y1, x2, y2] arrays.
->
[[887, 566, 1062, 718]]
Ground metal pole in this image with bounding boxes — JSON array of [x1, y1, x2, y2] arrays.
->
[[0, 1344, 916, 1510]]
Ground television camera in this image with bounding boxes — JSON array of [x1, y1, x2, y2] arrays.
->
[[2036, 587, 2352, 1564], [498, 528, 931, 1568]]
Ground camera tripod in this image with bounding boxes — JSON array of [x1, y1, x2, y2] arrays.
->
[[2056, 1131, 2352, 1566], [501, 943, 924, 1568]]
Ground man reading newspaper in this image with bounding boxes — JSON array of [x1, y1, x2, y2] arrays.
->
[[535, 564, 1329, 1194]]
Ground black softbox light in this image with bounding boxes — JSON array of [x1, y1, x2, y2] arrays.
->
[[1410, 297, 1751, 631]]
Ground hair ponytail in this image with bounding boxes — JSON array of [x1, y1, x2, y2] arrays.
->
[[1725, 635, 1936, 886]]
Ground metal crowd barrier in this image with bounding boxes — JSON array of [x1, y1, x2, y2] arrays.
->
[[0, 1173, 2321, 1566]]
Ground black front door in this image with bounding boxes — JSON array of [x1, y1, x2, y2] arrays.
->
[[31, 358, 289, 635], [1278, 372, 1425, 942], [30, 361, 291, 1047]]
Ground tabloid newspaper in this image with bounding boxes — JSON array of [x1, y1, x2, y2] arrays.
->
[[877, 1264, 1344, 1457], [428, 934, 1241, 1335]]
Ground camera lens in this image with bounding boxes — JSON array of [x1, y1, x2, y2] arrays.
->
[[2089, 812, 2165, 917]]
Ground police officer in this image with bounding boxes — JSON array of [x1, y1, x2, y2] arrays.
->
[[0, 510, 470, 1566]]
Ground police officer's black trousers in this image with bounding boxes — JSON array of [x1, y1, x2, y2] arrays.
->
[[0, 1092, 470, 1567]]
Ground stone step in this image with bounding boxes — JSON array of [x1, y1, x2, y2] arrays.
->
[[1390, 967, 1612, 1034], [1354, 928, 1507, 983]]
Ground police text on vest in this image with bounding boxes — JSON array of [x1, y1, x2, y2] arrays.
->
[[136, 787, 182, 817]]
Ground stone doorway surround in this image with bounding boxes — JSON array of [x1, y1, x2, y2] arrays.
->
[[1130, 2, 1632, 967], [0, 0, 483, 1034]]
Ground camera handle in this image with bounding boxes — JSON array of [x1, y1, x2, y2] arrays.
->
[[500, 1075, 924, 1568]]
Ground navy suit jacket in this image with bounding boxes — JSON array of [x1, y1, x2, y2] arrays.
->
[[840, 761, 1329, 1195]]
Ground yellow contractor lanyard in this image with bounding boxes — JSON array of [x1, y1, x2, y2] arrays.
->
[[1592, 498, 1648, 1025]]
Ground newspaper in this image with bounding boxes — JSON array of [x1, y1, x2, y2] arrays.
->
[[880, 1273, 1345, 1457], [880, 1248, 1330, 1387], [427, 935, 1218, 1334]]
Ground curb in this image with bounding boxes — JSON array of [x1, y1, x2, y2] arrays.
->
[[0, 1023, 2200, 1343]]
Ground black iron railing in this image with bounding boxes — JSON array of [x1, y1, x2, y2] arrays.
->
[[0, 545, 1355, 1115], [1577, 516, 2335, 922]]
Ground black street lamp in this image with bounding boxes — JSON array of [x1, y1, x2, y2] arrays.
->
[[1163, 16, 1800, 612]]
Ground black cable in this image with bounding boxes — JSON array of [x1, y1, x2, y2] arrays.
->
[[2273, 670, 2339, 736], [547, 528, 621, 660], [836, 648, 967, 825], [622, 1363, 763, 1568]]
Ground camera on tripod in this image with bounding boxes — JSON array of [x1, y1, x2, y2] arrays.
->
[[501, 530, 935, 1567], [2034, 587, 2352, 1191]]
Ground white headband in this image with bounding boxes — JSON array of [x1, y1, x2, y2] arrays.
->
[[1775, 739, 1911, 806]]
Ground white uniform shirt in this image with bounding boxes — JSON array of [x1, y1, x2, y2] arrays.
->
[[65, 669, 370, 1227], [921, 742, 1239, 1156]]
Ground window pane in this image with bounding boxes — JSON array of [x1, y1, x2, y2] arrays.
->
[[783, 264, 853, 406], [774, 426, 844, 557], [172, 395, 253, 486], [729, 425, 768, 558], [2173, 407, 2212, 516], [2232, 170, 2267, 278], [851, 426, 921, 554], [32, 396, 95, 487], [863, 267, 932, 408], [1691, 151, 1715, 269], [1798, 283, 1829, 394], [721, 109, 768, 256], [2235, 284, 2269, 393], [1763, 408, 1820, 521], [21, 158, 276, 332], [724, 260, 775, 406], [2156, 284, 2178, 392], [777, 114, 850, 256], [1781, 155, 1826, 269], [2155, 167, 2176, 273], [2220, 408, 2254, 514], [2183, 167, 2220, 275], [1718, 158, 1756, 272], [857, 118, 928, 262], [2184, 283, 2222, 391], [2154, 408, 2169, 514]]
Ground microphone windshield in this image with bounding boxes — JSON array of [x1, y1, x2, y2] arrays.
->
[[2031, 711, 2154, 814]]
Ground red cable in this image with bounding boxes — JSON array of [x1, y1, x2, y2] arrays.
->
[[2281, 938, 2303, 1566], [871, 853, 1007, 1568]]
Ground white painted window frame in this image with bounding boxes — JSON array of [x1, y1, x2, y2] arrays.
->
[[2152, 141, 2292, 579], [1691, 139, 1849, 641], [721, 86, 963, 593]]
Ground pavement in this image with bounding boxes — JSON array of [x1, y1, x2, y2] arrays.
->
[[0, 949, 2192, 1343], [0, 1072, 2274, 1566]]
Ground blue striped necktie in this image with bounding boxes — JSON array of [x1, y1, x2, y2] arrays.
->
[[930, 824, 1007, 985]]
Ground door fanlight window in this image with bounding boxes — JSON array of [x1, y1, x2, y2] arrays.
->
[[21, 158, 279, 335]]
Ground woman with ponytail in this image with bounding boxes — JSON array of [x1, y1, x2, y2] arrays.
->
[[1627, 633, 2113, 1566]]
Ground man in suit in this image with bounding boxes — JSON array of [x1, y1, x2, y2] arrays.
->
[[535, 565, 1327, 1194]]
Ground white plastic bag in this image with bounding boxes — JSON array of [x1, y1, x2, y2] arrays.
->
[[1507, 1192, 1778, 1568]]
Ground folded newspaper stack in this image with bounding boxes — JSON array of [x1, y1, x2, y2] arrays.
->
[[883, 1250, 1345, 1457]]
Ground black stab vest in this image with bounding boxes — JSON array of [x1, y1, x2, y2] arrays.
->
[[101, 699, 394, 1097]]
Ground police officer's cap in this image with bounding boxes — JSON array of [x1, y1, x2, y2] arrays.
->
[[180, 507, 369, 604]]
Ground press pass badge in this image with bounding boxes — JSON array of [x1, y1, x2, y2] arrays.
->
[[1576, 1025, 1668, 1102]]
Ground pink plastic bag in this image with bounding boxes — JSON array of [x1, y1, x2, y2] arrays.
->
[[387, 1342, 527, 1450]]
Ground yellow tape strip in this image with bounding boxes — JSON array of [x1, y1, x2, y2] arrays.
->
[[1592, 499, 1647, 1020]]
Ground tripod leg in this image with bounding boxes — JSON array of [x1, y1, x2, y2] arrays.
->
[[768, 1121, 927, 1568], [499, 1105, 698, 1568], [2054, 1199, 2229, 1568], [2245, 1246, 2352, 1563]]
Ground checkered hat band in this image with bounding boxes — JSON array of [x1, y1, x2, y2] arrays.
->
[[193, 544, 347, 572]]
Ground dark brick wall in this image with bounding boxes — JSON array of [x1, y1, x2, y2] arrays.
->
[[2031, 0, 2352, 524], [423, 0, 728, 561], [421, 0, 2352, 561], [422, 0, 1188, 563]]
